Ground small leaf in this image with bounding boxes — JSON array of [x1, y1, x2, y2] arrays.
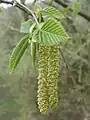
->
[[9, 34, 29, 73], [33, 3, 43, 21], [20, 20, 33, 33], [30, 42, 36, 66], [38, 18, 69, 45], [33, 3, 42, 13], [42, 7, 65, 20], [33, 3, 42, 12]]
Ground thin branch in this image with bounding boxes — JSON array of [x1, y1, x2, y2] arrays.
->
[[55, 0, 90, 22], [15, 1, 39, 24], [0, 0, 90, 22], [0, 0, 13, 4], [0, 0, 28, 14], [0, 0, 39, 24], [59, 47, 76, 85]]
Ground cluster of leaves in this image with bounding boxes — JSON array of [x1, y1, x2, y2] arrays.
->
[[9, 5, 69, 73], [1, 0, 90, 120]]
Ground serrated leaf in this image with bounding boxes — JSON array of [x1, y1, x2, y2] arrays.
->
[[38, 18, 69, 45], [30, 42, 36, 66], [20, 20, 33, 33], [9, 34, 29, 73], [42, 7, 65, 20]]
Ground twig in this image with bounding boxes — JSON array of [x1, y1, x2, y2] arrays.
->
[[0, 0, 13, 5], [0, 0, 28, 14], [0, 0, 39, 24], [55, 0, 90, 22], [15, 1, 39, 24], [59, 47, 76, 85], [0, 0, 90, 22]]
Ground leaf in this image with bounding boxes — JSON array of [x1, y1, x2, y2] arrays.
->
[[38, 18, 69, 45], [33, 3, 42, 13], [42, 7, 65, 20], [30, 42, 36, 66], [9, 34, 29, 73], [33, 3, 43, 21], [20, 20, 33, 33]]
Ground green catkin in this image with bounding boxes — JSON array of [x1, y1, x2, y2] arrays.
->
[[37, 45, 60, 113], [37, 45, 49, 113], [47, 45, 60, 108]]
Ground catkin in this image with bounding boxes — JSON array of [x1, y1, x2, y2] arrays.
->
[[37, 45, 49, 113], [48, 46, 60, 108], [37, 45, 60, 113]]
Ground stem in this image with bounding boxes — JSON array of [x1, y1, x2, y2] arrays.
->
[[0, 0, 90, 22], [15, 0, 39, 24], [0, 0, 39, 24]]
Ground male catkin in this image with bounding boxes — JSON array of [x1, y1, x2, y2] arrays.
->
[[37, 45, 60, 113], [37, 45, 49, 113], [48, 46, 60, 108]]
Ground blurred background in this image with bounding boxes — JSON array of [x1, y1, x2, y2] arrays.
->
[[0, 0, 90, 120]]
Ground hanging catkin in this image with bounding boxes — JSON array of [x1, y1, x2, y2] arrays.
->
[[37, 45, 49, 113], [37, 45, 60, 113], [47, 45, 60, 108]]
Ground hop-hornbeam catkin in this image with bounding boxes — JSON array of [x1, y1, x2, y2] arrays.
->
[[47, 45, 60, 108], [37, 45, 49, 113]]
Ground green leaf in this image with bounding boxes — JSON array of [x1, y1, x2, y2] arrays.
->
[[9, 34, 29, 73], [42, 7, 65, 20], [38, 18, 69, 45], [20, 20, 33, 33], [33, 3, 42, 13], [30, 42, 36, 66]]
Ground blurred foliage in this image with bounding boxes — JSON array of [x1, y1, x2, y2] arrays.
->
[[0, 0, 90, 120]]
